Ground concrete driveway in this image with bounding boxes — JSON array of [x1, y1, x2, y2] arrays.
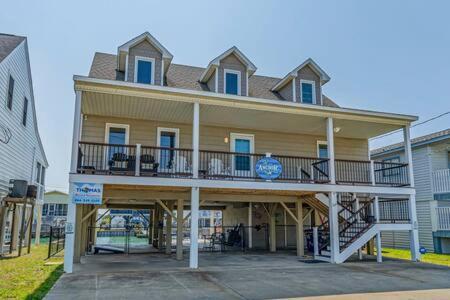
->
[[45, 252, 450, 299]]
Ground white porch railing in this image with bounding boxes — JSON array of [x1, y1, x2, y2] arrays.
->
[[436, 207, 450, 231], [433, 169, 450, 194]]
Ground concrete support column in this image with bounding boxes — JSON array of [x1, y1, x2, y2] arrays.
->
[[176, 199, 184, 260], [64, 185, 76, 273], [165, 201, 173, 255], [248, 202, 252, 249], [189, 187, 200, 268], [34, 204, 43, 245], [329, 192, 339, 263], [65, 89, 82, 273], [296, 199, 304, 256]]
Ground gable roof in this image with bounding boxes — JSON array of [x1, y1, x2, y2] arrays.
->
[[0, 33, 26, 63], [199, 46, 257, 83], [272, 58, 331, 92], [45, 190, 68, 196], [371, 128, 450, 156], [89, 52, 340, 107]]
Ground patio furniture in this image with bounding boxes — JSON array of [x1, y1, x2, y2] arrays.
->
[[140, 154, 159, 175]]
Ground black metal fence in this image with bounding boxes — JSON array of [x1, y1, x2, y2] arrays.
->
[[378, 199, 410, 223], [47, 226, 65, 258], [374, 161, 409, 186], [140, 146, 193, 177]]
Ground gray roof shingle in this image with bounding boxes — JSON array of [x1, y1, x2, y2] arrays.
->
[[371, 128, 450, 156], [0, 33, 26, 63], [88, 52, 339, 107]]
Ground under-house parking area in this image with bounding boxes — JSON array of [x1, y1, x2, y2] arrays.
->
[[48, 252, 450, 299]]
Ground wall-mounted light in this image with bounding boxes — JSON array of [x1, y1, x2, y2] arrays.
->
[[224, 137, 229, 144], [334, 127, 341, 133], [84, 115, 88, 121]]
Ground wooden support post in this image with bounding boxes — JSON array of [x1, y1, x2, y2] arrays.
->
[[296, 199, 304, 256], [248, 203, 252, 249], [27, 204, 34, 254], [152, 206, 158, 247], [34, 204, 42, 245], [18, 203, 27, 256], [269, 203, 278, 252], [165, 201, 173, 254], [176, 199, 184, 260], [73, 205, 83, 263], [10, 203, 18, 253], [158, 206, 164, 250], [0, 202, 7, 255]]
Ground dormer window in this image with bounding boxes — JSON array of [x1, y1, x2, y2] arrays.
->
[[134, 56, 155, 84], [224, 69, 241, 95], [300, 79, 316, 104]]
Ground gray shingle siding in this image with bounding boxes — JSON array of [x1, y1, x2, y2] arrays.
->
[[295, 65, 322, 105], [217, 53, 247, 96], [278, 78, 293, 102], [127, 40, 163, 85]]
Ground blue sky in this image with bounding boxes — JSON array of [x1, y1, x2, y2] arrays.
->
[[1, 0, 449, 192]]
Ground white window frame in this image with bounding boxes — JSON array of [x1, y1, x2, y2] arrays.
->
[[230, 133, 255, 177], [317, 141, 328, 158], [156, 127, 180, 148], [157, 127, 180, 172], [105, 123, 130, 144], [224, 69, 241, 96], [134, 56, 155, 84], [300, 79, 316, 104]]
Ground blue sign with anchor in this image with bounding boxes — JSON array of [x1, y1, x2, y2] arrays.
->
[[256, 157, 282, 180]]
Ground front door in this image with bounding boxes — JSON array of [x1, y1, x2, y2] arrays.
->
[[231, 134, 254, 178]]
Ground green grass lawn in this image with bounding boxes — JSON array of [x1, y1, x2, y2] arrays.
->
[[380, 247, 450, 267], [0, 243, 63, 300]]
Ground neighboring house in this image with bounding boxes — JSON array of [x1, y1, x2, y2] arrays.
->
[[64, 32, 419, 273], [371, 129, 450, 253], [41, 190, 69, 228], [0, 33, 48, 248]]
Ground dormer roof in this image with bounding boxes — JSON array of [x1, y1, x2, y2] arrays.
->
[[199, 46, 257, 83], [271, 58, 331, 92], [117, 32, 173, 72]]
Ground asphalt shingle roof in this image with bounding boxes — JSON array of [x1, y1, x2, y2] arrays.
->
[[371, 128, 450, 156], [88, 52, 339, 107], [0, 33, 25, 63]]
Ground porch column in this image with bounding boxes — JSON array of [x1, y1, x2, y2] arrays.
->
[[34, 204, 43, 245], [176, 199, 184, 260], [64, 184, 76, 273], [165, 201, 173, 254], [65, 90, 82, 273], [403, 125, 420, 261], [248, 202, 252, 249], [296, 199, 304, 256], [269, 203, 278, 252], [326, 117, 336, 184], [189, 187, 200, 268], [0, 202, 7, 255], [329, 192, 339, 263], [192, 102, 200, 178], [374, 196, 382, 262]]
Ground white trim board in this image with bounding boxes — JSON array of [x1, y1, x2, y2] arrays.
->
[[134, 56, 155, 85], [300, 79, 317, 104], [156, 127, 180, 148], [105, 123, 130, 144], [224, 69, 241, 96]]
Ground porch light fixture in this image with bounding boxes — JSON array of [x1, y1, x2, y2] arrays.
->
[[224, 137, 229, 144], [334, 127, 341, 133]]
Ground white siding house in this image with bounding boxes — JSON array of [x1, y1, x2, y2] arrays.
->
[[371, 129, 450, 253], [0, 34, 48, 245], [0, 34, 47, 198]]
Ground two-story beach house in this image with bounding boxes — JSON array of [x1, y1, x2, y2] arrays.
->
[[65, 32, 420, 273], [0, 33, 48, 253], [372, 129, 450, 253]]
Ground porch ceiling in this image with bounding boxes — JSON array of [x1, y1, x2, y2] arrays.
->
[[82, 92, 402, 139]]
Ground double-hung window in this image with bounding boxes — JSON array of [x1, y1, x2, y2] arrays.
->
[[300, 80, 316, 104], [7, 75, 14, 110], [134, 56, 155, 84], [224, 69, 241, 95]]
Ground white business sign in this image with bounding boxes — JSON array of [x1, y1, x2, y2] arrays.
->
[[72, 182, 103, 205]]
